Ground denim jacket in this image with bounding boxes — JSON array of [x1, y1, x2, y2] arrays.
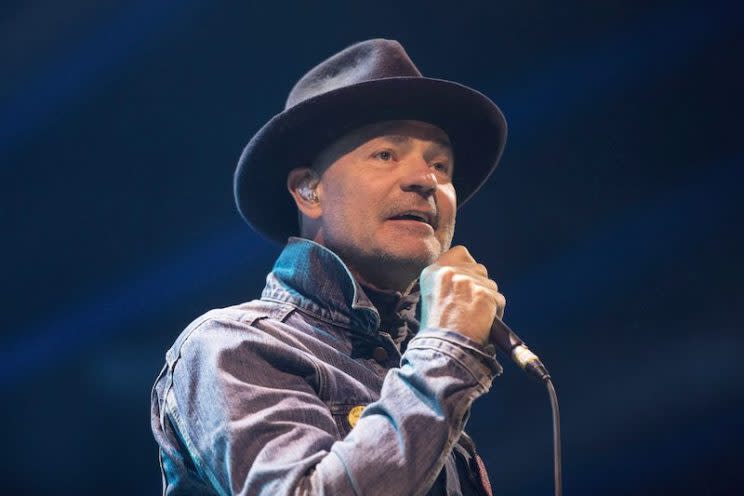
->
[[150, 237, 502, 495]]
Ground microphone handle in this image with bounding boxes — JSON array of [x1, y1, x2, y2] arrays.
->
[[490, 317, 551, 382]]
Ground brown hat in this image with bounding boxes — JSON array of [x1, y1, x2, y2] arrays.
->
[[234, 38, 507, 244]]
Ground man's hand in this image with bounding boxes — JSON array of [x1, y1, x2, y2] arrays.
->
[[419, 246, 505, 345]]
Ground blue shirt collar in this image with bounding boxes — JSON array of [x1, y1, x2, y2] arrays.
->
[[261, 237, 394, 337]]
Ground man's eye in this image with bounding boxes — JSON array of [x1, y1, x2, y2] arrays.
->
[[433, 162, 450, 173], [375, 150, 393, 161]]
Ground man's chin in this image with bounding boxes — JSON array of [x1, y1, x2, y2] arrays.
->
[[378, 240, 441, 269], [330, 234, 444, 281]]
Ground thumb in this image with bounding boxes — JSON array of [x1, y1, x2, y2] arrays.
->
[[435, 245, 476, 266]]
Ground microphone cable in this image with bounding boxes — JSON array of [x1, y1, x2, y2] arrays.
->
[[491, 318, 562, 496], [545, 377, 562, 496]]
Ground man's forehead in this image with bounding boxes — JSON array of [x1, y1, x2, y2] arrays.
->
[[359, 120, 451, 149], [312, 119, 452, 171]]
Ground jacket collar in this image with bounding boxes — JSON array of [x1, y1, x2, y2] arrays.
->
[[261, 237, 419, 339]]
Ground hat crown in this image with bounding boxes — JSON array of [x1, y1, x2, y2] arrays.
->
[[285, 39, 422, 110]]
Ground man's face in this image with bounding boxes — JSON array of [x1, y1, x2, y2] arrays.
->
[[309, 120, 456, 287]]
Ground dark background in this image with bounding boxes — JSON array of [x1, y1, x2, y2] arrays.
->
[[1, 1, 742, 494]]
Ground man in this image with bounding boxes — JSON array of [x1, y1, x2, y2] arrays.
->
[[151, 39, 509, 495]]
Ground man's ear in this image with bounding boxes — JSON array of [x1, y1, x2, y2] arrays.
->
[[287, 168, 322, 219]]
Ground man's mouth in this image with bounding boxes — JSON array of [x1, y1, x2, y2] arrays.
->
[[387, 210, 437, 228]]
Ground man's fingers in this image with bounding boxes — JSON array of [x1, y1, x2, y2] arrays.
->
[[495, 292, 506, 319], [468, 279, 505, 314], [448, 274, 505, 312], [429, 264, 496, 290]]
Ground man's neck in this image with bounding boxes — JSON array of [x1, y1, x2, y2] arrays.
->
[[348, 266, 418, 296]]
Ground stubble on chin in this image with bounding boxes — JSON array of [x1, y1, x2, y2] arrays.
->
[[325, 216, 453, 290], [329, 239, 433, 292], [369, 240, 444, 283]]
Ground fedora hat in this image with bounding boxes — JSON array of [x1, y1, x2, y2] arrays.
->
[[234, 38, 507, 244]]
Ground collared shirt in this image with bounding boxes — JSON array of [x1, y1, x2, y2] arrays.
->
[[150, 237, 502, 495]]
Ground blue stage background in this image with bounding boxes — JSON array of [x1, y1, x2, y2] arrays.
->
[[1, 1, 742, 494]]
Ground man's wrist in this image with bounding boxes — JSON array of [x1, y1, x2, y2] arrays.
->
[[408, 327, 503, 382]]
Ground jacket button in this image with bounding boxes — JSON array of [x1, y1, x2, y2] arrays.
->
[[372, 346, 388, 363]]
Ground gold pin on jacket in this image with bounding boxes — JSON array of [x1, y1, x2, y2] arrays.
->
[[347, 405, 365, 428]]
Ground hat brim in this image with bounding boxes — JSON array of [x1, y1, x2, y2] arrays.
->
[[234, 76, 507, 244]]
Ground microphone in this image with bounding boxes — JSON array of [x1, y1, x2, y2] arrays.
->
[[490, 317, 551, 382]]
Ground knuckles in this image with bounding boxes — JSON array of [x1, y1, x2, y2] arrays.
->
[[474, 263, 488, 277], [423, 264, 498, 291]]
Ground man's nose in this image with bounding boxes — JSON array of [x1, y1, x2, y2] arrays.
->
[[400, 156, 437, 196]]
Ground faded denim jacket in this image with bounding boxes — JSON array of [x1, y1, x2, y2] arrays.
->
[[150, 237, 502, 495]]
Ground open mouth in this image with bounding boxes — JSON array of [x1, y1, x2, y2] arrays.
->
[[387, 210, 436, 228]]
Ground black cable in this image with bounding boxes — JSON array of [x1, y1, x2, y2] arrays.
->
[[545, 378, 562, 496], [489, 317, 562, 494]]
